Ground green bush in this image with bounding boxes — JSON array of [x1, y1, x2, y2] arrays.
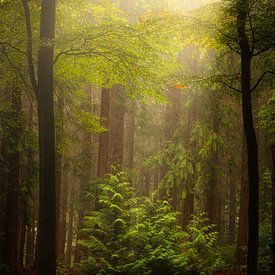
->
[[79, 173, 220, 274]]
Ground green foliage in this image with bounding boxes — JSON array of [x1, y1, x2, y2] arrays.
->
[[258, 215, 272, 273], [259, 90, 275, 144], [80, 173, 220, 274], [183, 213, 220, 273]]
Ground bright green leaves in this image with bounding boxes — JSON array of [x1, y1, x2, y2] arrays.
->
[[79, 172, 221, 274]]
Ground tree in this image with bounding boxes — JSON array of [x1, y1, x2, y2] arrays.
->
[[36, 0, 57, 273], [22, 0, 57, 272]]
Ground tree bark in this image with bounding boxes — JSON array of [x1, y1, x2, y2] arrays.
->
[[65, 182, 74, 266], [56, 90, 65, 262], [36, 0, 57, 273], [2, 88, 22, 273], [97, 88, 111, 177], [123, 99, 136, 168], [228, 165, 236, 243], [109, 85, 125, 168], [270, 144, 275, 273], [236, 134, 248, 267], [237, 4, 259, 273]]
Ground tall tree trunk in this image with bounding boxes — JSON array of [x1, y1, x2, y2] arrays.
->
[[74, 87, 93, 263], [270, 144, 275, 273], [25, 221, 36, 267], [236, 134, 249, 267], [56, 89, 65, 262], [0, 138, 8, 265], [97, 88, 110, 177], [123, 99, 135, 168], [2, 88, 22, 273], [237, 5, 259, 273], [36, 0, 57, 273], [228, 165, 236, 243], [65, 181, 74, 266], [109, 85, 125, 168], [204, 97, 221, 235]]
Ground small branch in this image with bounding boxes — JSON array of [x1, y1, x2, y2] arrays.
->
[[226, 43, 241, 55], [251, 70, 275, 93], [0, 41, 27, 56], [248, 13, 255, 55], [219, 81, 242, 93], [21, 0, 38, 98], [252, 47, 272, 57]]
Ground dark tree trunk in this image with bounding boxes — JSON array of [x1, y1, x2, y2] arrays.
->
[[123, 99, 135, 168], [109, 85, 125, 168], [56, 90, 65, 262], [205, 98, 221, 235], [65, 183, 74, 266], [0, 138, 8, 265], [181, 194, 194, 227], [236, 135, 249, 267], [228, 165, 236, 243], [270, 144, 275, 273], [97, 88, 111, 177], [2, 88, 22, 273], [36, 0, 57, 273], [18, 219, 26, 267], [237, 6, 259, 273], [25, 221, 36, 267]]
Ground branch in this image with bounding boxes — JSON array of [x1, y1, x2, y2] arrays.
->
[[252, 47, 272, 57], [248, 13, 255, 55], [251, 70, 275, 92], [219, 81, 242, 93], [226, 43, 241, 55], [0, 41, 27, 56], [21, 0, 38, 98]]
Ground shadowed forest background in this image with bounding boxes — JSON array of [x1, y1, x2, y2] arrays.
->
[[0, 0, 275, 274]]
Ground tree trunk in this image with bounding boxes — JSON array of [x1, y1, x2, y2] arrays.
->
[[237, 6, 259, 273], [204, 97, 221, 235], [74, 86, 94, 263], [65, 183, 74, 266], [56, 89, 65, 262], [36, 0, 56, 273], [25, 221, 36, 267], [109, 85, 125, 168], [2, 88, 22, 273], [97, 88, 111, 177], [123, 99, 135, 168], [228, 165, 236, 243], [236, 133, 249, 268], [270, 144, 275, 273]]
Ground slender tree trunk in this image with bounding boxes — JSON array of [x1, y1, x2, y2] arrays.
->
[[204, 98, 221, 235], [228, 165, 236, 243], [36, 0, 56, 273], [0, 138, 8, 265], [123, 99, 135, 168], [65, 183, 74, 266], [270, 144, 275, 273], [2, 88, 22, 273], [56, 90, 65, 262], [74, 88, 93, 263], [97, 88, 110, 177], [18, 219, 26, 267], [109, 85, 125, 168], [236, 134, 249, 267], [237, 6, 259, 273], [25, 221, 36, 267]]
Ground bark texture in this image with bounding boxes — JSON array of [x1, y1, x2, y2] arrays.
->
[[36, 0, 57, 273]]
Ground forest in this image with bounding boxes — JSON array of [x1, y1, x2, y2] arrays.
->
[[0, 0, 275, 274]]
